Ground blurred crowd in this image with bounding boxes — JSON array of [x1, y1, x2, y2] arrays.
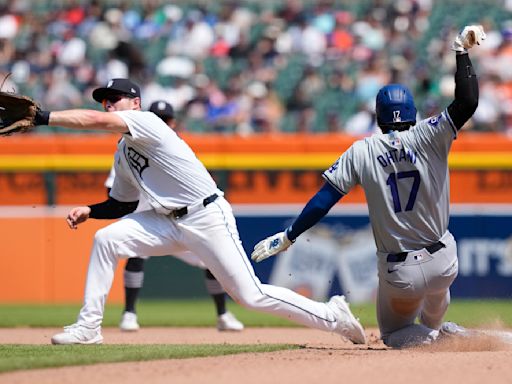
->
[[1, 0, 512, 135]]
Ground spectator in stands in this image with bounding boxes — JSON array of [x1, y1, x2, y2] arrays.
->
[[1, 0, 508, 134]]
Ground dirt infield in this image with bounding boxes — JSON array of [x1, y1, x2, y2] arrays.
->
[[1, 327, 512, 384]]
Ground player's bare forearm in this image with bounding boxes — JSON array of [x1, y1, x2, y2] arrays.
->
[[49, 110, 128, 133]]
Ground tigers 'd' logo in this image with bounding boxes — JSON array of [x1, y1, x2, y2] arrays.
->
[[127, 146, 149, 178]]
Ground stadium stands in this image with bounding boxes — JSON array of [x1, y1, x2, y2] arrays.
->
[[0, 0, 510, 134]]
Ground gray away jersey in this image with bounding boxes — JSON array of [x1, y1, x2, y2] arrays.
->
[[323, 110, 457, 254], [109, 110, 219, 214]]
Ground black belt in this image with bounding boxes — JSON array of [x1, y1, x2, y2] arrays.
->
[[170, 193, 219, 219], [387, 241, 445, 262]]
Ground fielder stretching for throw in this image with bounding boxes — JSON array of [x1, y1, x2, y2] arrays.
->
[[252, 26, 486, 348], [7, 77, 365, 345], [108, 100, 243, 332]]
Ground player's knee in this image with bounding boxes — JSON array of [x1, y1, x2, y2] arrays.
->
[[93, 227, 114, 249], [390, 298, 421, 317], [230, 290, 266, 310], [235, 298, 257, 310]]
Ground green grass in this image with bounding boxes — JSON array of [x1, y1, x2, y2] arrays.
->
[[443, 299, 512, 327], [1, 299, 512, 328], [0, 299, 511, 374], [0, 300, 297, 328], [0, 344, 300, 373]]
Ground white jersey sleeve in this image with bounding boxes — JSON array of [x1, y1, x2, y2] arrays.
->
[[406, 109, 457, 159], [104, 164, 116, 189], [112, 110, 220, 213], [114, 110, 167, 145], [322, 142, 363, 196]]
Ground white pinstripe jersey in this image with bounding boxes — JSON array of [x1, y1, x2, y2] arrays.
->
[[323, 110, 457, 254], [108, 110, 219, 214]]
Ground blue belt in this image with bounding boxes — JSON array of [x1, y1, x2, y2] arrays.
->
[[387, 241, 445, 262]]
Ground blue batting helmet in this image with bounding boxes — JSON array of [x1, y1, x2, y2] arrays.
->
[[376, 84, 417, 129]]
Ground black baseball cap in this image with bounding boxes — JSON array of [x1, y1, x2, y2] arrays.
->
[[149, 100, 174, 119], [92, 78, 141, 103]]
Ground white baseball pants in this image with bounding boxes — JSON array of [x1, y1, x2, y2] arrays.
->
[[77, 196, 339, 331]]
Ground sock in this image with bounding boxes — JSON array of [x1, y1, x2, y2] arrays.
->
[[204, 269, 227, 316], [124, 258, 145, 314], [124, 287, 140, 313], [212, 294, 227, 316]]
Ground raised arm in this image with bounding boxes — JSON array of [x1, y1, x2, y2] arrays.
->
[[448, 25, 486, 130]]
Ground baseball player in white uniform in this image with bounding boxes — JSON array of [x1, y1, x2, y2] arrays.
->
[[45, 78, 365, 344], [251, 26, 486, 348], [109, 101, 243, 332]]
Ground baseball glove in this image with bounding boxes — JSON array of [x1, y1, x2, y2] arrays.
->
[[0, 92, 40, 136]]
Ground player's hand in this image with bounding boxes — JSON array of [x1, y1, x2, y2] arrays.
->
[[66, 206, 91, 229], [251, 232, 293, 263], [452, 25, 486, 52]]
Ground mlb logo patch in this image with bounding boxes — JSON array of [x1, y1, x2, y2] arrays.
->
[[388, 131, 401, 146]]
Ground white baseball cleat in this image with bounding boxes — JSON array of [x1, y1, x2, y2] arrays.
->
[[327, 295, 367, 344], [119, 311, 140, 332], [217, 311, 244, 331], [51, 323, 103, 345]]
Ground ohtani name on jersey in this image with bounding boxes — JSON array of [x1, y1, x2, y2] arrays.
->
[[376, 148, 417, 168]]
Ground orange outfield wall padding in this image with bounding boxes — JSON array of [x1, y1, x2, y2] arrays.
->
[[1, 217, 123, 303], [1, 132, 512, 155]]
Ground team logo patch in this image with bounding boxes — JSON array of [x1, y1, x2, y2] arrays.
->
[[429, 115, 441, 127], [127, 146, 149, 178]]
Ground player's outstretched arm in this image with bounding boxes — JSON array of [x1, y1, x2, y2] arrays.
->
[[448, 25, 486, 130], [0, 103, 130, 136], [251, 182, 342, 263], [49, 109, 129, 133]]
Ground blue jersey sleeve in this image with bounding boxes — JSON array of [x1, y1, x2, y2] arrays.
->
[[285, 182, 343, 241]]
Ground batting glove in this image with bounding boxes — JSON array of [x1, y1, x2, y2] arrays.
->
[[251, 231, 293, 263], [452, 25, 486, 53]]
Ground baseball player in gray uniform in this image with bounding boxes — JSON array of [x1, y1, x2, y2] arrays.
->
[[252, 25, 486, 348], [109, 100, 243, 332], [42, 78, 365, 344]]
